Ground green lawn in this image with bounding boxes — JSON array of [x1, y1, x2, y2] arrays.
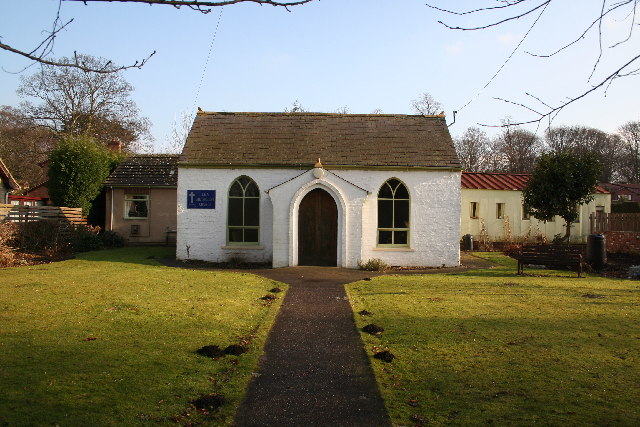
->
[[347, 253, 640, 426], [0, 247, 285, 426]]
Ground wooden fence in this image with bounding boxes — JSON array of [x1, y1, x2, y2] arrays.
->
[[0, 204, 87, 226], [590, 212, 640, 233]]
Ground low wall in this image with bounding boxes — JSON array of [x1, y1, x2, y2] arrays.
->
[[605, 231, 640, 254]]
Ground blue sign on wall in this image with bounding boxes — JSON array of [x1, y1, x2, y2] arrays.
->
[[187, 190, 216, 209]]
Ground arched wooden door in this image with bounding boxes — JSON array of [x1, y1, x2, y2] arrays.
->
[[298, 188, 338, 266]]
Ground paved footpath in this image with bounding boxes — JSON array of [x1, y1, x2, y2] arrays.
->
[[234, 267, 391, 427]]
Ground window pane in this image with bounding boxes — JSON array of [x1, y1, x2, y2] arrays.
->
[[228, 198, 243, 226], [378, 200, 393, 228], [394, 183, 409, 199], [387, 178, 401, 190], [378, 182, 393, 199], [127, 200, 148, 218], [229, 181, 243, 197], [245, 198, 260, 226], [394, 230, 408, 245], [229, 228, 243, 242], [394, 200, 409, 228], [378, 230, 393, 244], [238, 176, 251, 188], [244, 228, 259, 243], [245, 181, 260, 197]]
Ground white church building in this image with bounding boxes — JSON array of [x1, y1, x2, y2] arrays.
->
[[176, 111, 462, 268]]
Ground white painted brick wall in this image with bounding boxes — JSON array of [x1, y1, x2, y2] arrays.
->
[[178, 167, 461, 268]]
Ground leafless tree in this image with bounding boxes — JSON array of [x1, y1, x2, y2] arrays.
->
[[411, 92, 444, 116], [490, 121, 543, 173], [1, 0, 314, 73], [284, 100, 308, 113], [545, 125, 622, 182], [454, 127, 491, 172], [335, 106, 350, 114], [618, 120, 640, 183], [0, 106, 56, 188], [17, 54, 152, 152], [160, 110, 195, 154], [427, 0, 640, 126]]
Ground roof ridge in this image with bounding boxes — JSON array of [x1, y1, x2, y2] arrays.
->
[[196, 111, 447, 118], [462, 171, 531, 176]]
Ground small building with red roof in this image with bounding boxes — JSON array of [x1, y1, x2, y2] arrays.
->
[[461, 172, 610, 244]]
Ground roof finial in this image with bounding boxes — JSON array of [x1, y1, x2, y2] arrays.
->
[[314, 158, 323, 168]]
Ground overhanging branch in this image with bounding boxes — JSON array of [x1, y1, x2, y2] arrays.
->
[[1, 41, 155, 73], [69, 0, 315, 13], [479, 53, 640, 128]]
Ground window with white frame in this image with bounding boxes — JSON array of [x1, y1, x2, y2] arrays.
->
[[124, 194, 149, 219]]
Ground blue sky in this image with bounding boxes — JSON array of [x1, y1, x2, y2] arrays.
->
[[1, 0, 639, 152]]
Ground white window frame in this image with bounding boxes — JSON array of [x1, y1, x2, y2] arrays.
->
[[124, 194, 149, 219]]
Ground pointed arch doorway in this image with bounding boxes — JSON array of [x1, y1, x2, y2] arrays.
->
[[298, 188, 338, 266]]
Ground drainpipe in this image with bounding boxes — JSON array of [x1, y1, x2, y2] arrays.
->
[[109, 186, 114, 231]]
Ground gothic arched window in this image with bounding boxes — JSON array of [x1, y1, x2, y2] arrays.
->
[[228, 176, 260, 245], [377, 178, 409, 246]]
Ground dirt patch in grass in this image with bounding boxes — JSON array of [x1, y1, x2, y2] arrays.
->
[[362, 324, 385, 335], [191, 394, 226, 410], [224, 345, 248, 356], [197, 345, 225, 358], [374, 351, 395, 363]]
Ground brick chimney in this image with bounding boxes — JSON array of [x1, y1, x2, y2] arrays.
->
[[108, 139, 122, 153]]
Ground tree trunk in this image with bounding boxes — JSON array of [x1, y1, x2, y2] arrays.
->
[[563, 220, 572, 244]]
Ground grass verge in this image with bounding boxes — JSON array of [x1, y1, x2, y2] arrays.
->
[[0, 246, 285, 426], [347, 253, 639, 426]]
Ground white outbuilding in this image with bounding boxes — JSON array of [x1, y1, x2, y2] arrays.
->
[[177, 111, 462, 268]]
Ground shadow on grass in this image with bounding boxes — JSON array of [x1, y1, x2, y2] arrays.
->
[[73, 246, 176, 267], [75, 247, 273, 271]]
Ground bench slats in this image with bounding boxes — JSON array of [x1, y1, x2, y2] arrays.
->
[[510, 245, 584, 277]]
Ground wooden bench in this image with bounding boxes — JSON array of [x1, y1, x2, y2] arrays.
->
[[510, 245, 585, 277]]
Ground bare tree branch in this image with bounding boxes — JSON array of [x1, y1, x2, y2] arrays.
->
[[479, 53, 640, 128], [525, 1, 634, 59], [2, 0, 313, 73], [1, 41, 156, 73], [68, 0, 315, 14], [425, 1, 528, 17], [429, 0, 640, 129], [428, 1, 552, 31]]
